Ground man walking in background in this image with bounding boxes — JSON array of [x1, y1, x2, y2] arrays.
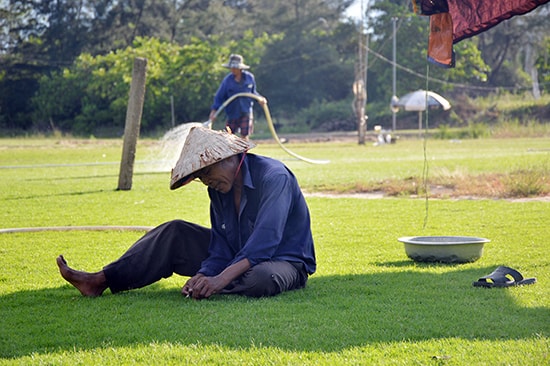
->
[[209, 54, 266, 140]]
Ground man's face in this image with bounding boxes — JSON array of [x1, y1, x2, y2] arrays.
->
[[194, 159, 235, 193]]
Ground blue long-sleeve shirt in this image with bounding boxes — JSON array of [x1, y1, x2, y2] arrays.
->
[[198, 154, 316, 276], [211, 71, 260, 119]]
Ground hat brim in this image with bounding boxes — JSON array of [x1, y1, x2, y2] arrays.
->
[[170, 127, 255, 190], [171, 173, 195, 190], [222, 62, 250, 69]]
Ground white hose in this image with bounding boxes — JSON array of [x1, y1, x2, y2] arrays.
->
[[210, 92, 330, 164]]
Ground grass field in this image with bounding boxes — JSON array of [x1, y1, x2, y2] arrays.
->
[[0, 136, 549, 365]]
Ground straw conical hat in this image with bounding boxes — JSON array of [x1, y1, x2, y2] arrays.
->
[[170, 126, 255, 190]]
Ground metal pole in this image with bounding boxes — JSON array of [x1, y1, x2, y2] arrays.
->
[[364, 18, 370, 135], [392, 17, 397, 131], [355, 0, 367, 145], [170, 95, 175, 127]]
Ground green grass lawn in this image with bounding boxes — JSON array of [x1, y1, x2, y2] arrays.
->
[[0, 136, 548, 365]]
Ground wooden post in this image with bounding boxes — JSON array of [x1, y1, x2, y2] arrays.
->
[[117, 57, 147, 191]]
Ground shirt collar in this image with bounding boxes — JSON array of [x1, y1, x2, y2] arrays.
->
[[240, 154, 255, 191]]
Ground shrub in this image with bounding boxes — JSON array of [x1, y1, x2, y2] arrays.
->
[[295, 99, 355, 132], [504, 166, 549, 197]]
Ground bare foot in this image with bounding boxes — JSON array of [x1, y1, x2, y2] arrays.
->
[[56, 255, 108, 297]]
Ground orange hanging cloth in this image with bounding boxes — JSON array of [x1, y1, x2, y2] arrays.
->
[[427, 12, 455, 68]]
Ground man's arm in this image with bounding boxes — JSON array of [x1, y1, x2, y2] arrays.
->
[[182, 258, 251, 300]]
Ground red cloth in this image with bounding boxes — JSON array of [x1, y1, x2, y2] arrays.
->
[[448, 0, 550, 43], [413, 0, 549, 43], [414, 0, 549, 67]]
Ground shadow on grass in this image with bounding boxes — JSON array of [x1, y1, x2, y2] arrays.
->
[[1, 267, 547, 359], [1, 171, 167, 201], [21, 171, 167, 183]]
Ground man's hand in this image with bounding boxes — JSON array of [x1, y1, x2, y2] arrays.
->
[[208, 110, 217, 122], [181, 259, 251, 300], [182, 275, 227, 300], [182, 273, 204, 298]]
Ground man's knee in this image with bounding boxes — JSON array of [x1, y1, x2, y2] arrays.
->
[[240, 261, 302, 298]]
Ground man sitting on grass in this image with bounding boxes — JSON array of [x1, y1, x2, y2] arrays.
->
[[57, 126, 316, 299]]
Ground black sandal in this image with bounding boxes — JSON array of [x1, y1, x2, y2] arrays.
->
[[473, 266, 536, 288]]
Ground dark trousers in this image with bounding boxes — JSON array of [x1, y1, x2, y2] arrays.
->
[[103, 220, 307, 297], [226, 114, 253, 137]]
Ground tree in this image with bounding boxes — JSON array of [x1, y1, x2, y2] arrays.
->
[[536, 36, 550, 95], [0, 0, 94, 131], [251, 0, 357, 120], [3, 0, 546, 135], [30, 35, 272, 136], [477, 5, 550, 96], [256, 28, 354, 114]]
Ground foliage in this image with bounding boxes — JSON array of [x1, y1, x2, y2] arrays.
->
[[255, 15, 356, 115], [504, 165, 549, 197], [295, 99, 356, 131], [477, 7, 550, 89], [536, 36, 550, 87], [444, 40, 490, 83], [30, 35, 271, 136], [1, 0, 549, 135]]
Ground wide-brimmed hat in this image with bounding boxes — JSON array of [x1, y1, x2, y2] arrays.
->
[[170, 126, 256, 190], [222, 54, 250, 69]]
